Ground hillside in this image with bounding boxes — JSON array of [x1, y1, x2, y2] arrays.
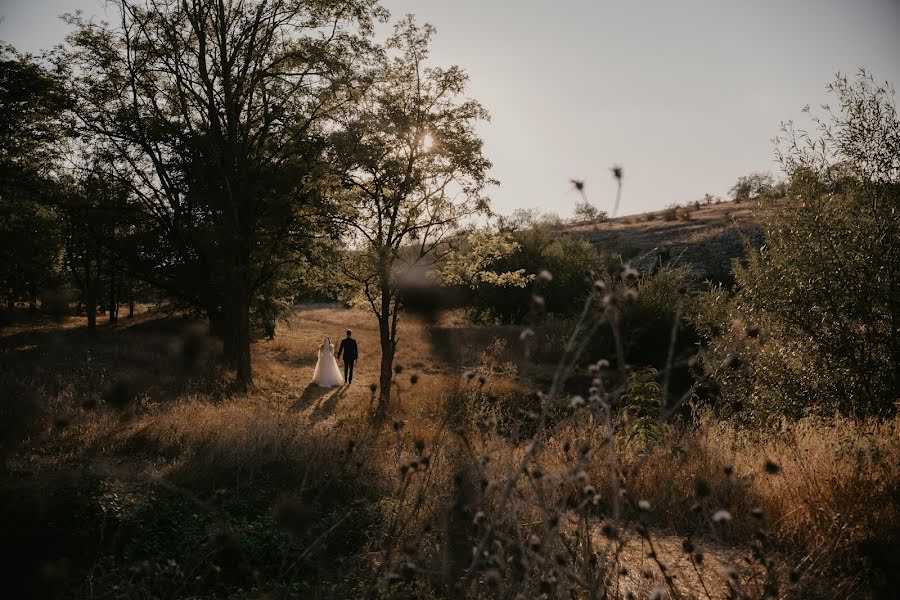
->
[[567, 200, 766, 282]]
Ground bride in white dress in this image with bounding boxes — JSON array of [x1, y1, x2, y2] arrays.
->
[[311, 336, 344, 387]]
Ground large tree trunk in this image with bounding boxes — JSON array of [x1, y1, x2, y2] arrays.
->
[[234, 292, 252, 390], [378, 327, 394, 419], [85, 259, 96, 338], [227, 247, 253, 390], [377, 290, 395, 419]]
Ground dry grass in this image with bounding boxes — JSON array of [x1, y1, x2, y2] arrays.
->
[[1, 305, 898, 598]]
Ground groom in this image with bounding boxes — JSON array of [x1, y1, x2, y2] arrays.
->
[[336, 330, 358, 384]]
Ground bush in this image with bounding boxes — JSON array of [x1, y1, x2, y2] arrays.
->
[[729, 172, 778, 202], [572, 201, 607, 224], [663, 205, 678, 221], [693, 71, 900, 421], [457, 211, 607, 324]]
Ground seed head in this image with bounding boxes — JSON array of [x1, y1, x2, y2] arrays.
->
[[638, 500, 651, 511], [712, 509, 732, 523], [538, 270, 553, 282], [621, 264, 638, 280], [764, 460, 781, 475]]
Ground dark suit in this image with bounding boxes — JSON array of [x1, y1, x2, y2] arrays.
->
[[337, 337, 358, 383]]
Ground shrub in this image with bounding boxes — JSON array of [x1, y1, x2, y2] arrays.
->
[[729, 172, 778, 203], [693, 71, 900, 420], [618, 367, 664, 451], [573, 201, 607, 223], [456, 211, 607, 323]]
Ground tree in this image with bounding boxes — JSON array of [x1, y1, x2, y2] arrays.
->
[[439, 227, 532, 290], [572, 201, 606, 224], [729, 172, 778, 202], [0, 46, 69, 310], [695, 70, 900, 420], [454, 210, 607, 324], [59, 0, 383, 388], [328, 17, 494, 416]]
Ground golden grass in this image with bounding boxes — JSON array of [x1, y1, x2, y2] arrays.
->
[[2, 305, 898, 598]]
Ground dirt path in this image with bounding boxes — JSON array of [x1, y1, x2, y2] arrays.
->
[[252, 304, 456, 428]]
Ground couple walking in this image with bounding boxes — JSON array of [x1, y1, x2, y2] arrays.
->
[[311, 330, 358, 388]]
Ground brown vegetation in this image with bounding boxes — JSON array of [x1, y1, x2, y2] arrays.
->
[[2, 305, 897, 598]]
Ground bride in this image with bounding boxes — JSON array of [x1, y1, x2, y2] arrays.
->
[[311, 336, 344, 387]]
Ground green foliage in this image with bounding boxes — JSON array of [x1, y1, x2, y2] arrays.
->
[[589, 265, 697, 378], [440, 228, 533, 290], [458, 210, 607, 323], [572, 201, 607, 223], [694, 70, 900, 421], [729, 172, 781, 202], [618, 367, 664, 451], [59, 0, 382, 383], [0, 47, 68, 306]]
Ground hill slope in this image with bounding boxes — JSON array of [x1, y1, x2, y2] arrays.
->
[[567, 200, 765, 282]]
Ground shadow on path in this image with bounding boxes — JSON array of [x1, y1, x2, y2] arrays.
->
[[292, 382, 348, 418], [308, 385, 348, 424]]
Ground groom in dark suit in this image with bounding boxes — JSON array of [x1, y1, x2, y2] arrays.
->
[[336, 330, 358, 384]]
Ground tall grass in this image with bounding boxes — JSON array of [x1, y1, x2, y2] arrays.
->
[[2, 307, 898, 598]]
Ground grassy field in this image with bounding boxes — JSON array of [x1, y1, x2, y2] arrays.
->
[[1, 305, 898, 599]]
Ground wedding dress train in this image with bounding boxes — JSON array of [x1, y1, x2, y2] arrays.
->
[[311, 336, 343, 387]]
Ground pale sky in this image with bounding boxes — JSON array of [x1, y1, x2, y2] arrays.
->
[[2, 0, 899, 217]]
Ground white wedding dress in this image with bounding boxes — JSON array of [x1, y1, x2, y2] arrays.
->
[[311, 336, 344, 387]]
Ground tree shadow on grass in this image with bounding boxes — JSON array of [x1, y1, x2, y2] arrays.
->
[[269, 348, 318, 369]]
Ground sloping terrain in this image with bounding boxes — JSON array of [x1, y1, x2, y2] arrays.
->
[[568, 201, 766, 282]]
